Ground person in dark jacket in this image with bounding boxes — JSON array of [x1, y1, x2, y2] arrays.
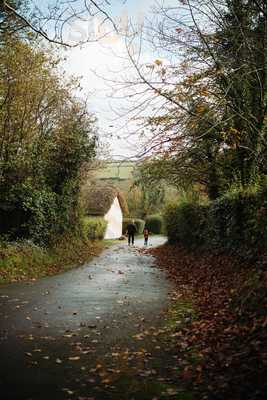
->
[[126, 220, 137, 246]]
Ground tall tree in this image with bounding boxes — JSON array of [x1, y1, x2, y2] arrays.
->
[[0, 0, 29, 41], [114, 0, 267, 195], [0, 37, 97, 241], [210, 0, 267, 183], [1, 0, 120, 46]]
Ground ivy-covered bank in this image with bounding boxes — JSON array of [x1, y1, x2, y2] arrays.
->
[[0, 235, 112, 284]]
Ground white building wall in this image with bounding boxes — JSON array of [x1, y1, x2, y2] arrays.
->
[[104, 197, 123, 239]]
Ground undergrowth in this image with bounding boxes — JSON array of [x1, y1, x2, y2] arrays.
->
[[0, 235, 107, 284]]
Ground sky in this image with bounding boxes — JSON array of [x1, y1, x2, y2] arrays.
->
[[33, 0, 175, 159], [61, 0, 158, 159]]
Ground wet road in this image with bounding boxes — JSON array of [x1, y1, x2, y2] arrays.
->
[[0, 236, 175, 400]]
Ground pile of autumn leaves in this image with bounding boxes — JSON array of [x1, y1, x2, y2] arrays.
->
[[149, 245, 267, 400]]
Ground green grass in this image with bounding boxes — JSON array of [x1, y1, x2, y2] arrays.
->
[[95, 161, 135, 180], [93, 161, 136, 193], [164, 299, 197, 331], [162, 298, 201, 375], [0, 236, 113, 284]]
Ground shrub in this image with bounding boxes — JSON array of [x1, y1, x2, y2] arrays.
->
[[145, 215, 164, 234], [122, 218, 145, 235], [209, 189, 267, 250], [83, 217, 107, 240], [209, 193, 243, 248], [164, 183, 267, 252], [6, 183, 59, 246], [164, 202, 207, 247], [133, 219, 145, 234], [0, 180, 83, 246]]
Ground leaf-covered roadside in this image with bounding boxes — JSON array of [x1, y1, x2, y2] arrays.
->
[[148, 245, 267, 400]]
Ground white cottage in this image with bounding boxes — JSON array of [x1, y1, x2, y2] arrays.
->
[[85, 185, 127, 239]]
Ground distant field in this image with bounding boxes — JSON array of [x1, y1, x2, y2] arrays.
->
[[92, 160, 179, 208], [93, 161, 136, 192], [96, 161, 135, 180]]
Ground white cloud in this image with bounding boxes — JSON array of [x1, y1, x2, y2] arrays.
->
[[62, 0, 170, 159]]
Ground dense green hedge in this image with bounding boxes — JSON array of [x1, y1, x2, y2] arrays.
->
[[122, 218, 145, 235], [164, 186, 267, 251], [83, 217, 107, 240], [164, 202, 207, 247], [208, 189, 267, 249], [134, 219, 145, 234], [145, 215, 164, 234]]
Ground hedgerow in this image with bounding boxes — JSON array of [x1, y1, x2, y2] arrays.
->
[[122, 218, 145, 235], [164, 184, 267, 252], [83, 217, 107, 240], [164, 202, 207, 247], [145, 215, 164, 234]]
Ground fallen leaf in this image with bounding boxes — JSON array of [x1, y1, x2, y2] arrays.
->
[[68, 356, 80, 361]]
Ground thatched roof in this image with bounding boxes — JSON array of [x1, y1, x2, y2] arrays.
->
[[83, 184, 128, 216]]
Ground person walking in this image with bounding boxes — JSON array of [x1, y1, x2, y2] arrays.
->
[[126, 220, 137, 246], [143, 226, 149, 246]]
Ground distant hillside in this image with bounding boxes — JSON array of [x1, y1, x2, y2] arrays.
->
[[93, 161, 136, 192]]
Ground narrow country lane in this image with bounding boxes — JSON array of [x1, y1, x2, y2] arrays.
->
[[0, 236, 184, 400]]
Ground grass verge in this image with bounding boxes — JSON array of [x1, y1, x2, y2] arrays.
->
[[0, 235, 116, 284]]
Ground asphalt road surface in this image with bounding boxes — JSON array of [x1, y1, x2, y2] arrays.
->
[[0, 236, 178, 400]]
